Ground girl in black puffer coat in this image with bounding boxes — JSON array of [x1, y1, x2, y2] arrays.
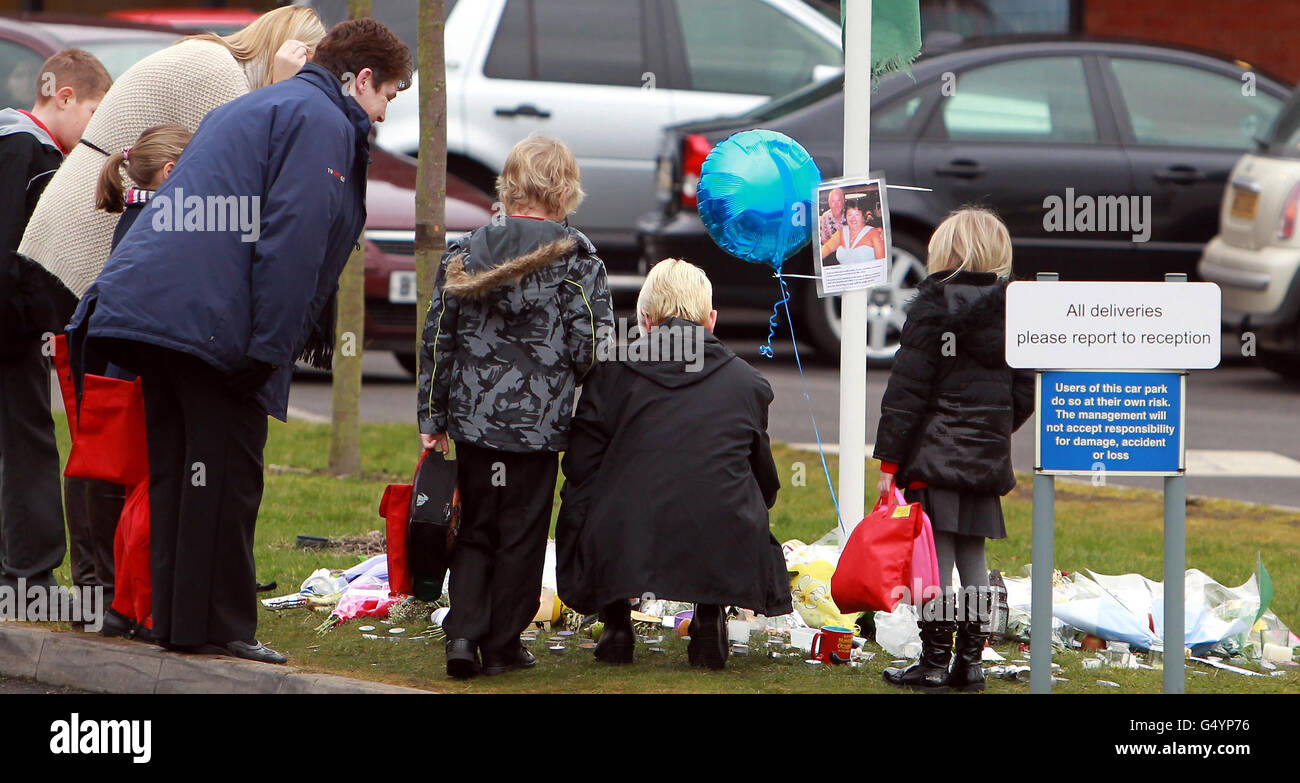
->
[[874, 208, 1035, 693]]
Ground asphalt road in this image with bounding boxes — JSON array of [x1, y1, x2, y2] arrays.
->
[[285, 319, 1300, 510]]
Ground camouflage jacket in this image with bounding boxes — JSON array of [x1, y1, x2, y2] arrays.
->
[[417, 217, 613, 452]]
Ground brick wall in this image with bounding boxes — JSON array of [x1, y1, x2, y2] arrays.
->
[[1086, 0, 1300, 85]]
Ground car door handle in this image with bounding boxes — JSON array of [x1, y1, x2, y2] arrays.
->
[[1153, 165, 1205, 184], [494, 104, 552, 119], [935, 159, 985, 178]]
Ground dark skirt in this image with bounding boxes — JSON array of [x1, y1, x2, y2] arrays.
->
[[904, 486, 1006, 540]]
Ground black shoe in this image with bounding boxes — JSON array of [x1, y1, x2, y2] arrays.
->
[[687, 604, 728, 670], [882, 618, 955, 693], [949, 620, 989, 692], [481, 645, 537, 676], [445, 638, 480, 679], [99, 608, 135, 638], [198, 639, 288, 664], [594, 602, 635, 664]]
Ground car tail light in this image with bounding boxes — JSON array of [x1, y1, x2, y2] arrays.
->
[[680, 133, 712, 210], [1278, 182, 1300, 241]]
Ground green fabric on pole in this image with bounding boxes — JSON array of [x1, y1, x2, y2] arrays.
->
[[842, 0, 923, 83], [1254, 553, 1274, 624]]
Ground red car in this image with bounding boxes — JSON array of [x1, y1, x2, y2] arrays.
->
[[0, 14, 493, 376], [105, 8, 263, 36], [363, 147, 493, 374]]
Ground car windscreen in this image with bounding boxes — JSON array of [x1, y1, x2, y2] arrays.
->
[[1266, 90, 1300, 158], [743, 74, 842, 122]]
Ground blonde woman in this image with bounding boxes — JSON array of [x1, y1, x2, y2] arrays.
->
[[873, 208, 1035, 693], [19, 5, 325, 300]]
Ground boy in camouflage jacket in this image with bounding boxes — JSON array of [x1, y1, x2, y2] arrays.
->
[[417, 134, 612, 678]]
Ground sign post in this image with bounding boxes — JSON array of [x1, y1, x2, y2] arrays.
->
[[1008, 274, 1218, 694], [838, 0, 871, 531]]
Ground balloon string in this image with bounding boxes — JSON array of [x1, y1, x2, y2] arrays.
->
[[760, 272, 845, 533], [757, 279, 789, 359]]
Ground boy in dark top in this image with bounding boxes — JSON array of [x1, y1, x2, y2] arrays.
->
[[0, 49, 111, 591]]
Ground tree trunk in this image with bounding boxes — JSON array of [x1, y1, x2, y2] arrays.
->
[[415, 0, 448, 362], [327, 0, 373, 477]]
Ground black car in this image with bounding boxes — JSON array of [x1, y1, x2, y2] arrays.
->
[[639, 37, 1290, 359]]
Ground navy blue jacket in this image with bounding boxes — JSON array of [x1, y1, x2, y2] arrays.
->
[[70, 64, 370, 419]]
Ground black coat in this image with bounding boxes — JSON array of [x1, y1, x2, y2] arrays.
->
[[556, 319, 793, 616], [873, 271, 1035, 495]]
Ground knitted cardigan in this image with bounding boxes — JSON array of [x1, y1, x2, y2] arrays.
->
[[19, 39, 253, 297]]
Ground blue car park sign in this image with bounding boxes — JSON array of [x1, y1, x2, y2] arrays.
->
[[1036, 370, 1185, 475]]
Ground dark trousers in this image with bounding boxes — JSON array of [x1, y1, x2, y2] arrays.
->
[[444, 442, 558, 659], [137, 348, 266, 648], [0, 336, 66, 580], [64, 477, 122, 602]]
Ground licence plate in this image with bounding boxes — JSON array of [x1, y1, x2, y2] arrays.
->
[[1230, 187, 1259, 220], [388, 271, 417, 304]]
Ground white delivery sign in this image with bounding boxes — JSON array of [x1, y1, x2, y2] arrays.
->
[[1005, 281, 1221, 369]]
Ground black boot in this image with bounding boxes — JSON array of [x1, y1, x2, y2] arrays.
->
[[594, 601, 635, 664], [949, 621, 989, 692], [687, 604, 728, 670], [882, 612, 955, 693]]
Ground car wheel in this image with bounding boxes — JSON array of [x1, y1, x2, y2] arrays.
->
[[394, 352, 419, 377], [802, 232, 929, 362]]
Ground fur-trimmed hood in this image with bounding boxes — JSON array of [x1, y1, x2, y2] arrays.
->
[[905, 270, 1009, 368], [443, 218, 594, 312]]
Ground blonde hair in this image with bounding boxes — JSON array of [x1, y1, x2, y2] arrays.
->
[[184, 5, 326, 90], [496, 133, 584, 217], [95, 124, 192, 213], [638, 258, 713, 329], [927, 207, 1013, 278]]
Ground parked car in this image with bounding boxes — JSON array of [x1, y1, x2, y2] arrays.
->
[[105, 8, 263, 36], [1198, 88, 1300, 380], [363, 147, 493, 375], [302, 0, 843, 273], [0, 14, 180, 104], [639, 37, 1289, 360], [0, 15, 491, 375]]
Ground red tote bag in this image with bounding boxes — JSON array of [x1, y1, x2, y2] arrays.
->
[[64, 374, 149, 486], [831, 488, 926, 613], [379, 450, 430, 597]]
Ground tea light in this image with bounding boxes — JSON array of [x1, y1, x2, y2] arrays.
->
[[358, 625, 376, 632], [388, 627, 406, 635], [548, 644, 566, 654]]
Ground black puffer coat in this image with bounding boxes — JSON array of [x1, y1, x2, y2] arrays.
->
[[873, 271, 1035, 495]]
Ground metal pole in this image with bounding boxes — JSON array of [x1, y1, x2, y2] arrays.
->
[[1031, 473, 1055, 693], [1163, 475, 1186, 693], [1163, 272, 1187, 694], [838, 0, 871, 531], [1030, 270, 1058, 694]]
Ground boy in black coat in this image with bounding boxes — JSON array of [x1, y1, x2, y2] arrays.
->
[[556, 258, 791, 670], [0, 49, 110, 591]]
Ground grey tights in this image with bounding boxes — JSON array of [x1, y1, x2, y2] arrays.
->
[[934, 532, 989, 591]]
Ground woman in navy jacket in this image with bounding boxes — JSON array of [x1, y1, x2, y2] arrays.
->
[[68, 19, 411, 663]]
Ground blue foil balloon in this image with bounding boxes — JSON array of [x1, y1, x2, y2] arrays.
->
[[696, 129, 821, 271]]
